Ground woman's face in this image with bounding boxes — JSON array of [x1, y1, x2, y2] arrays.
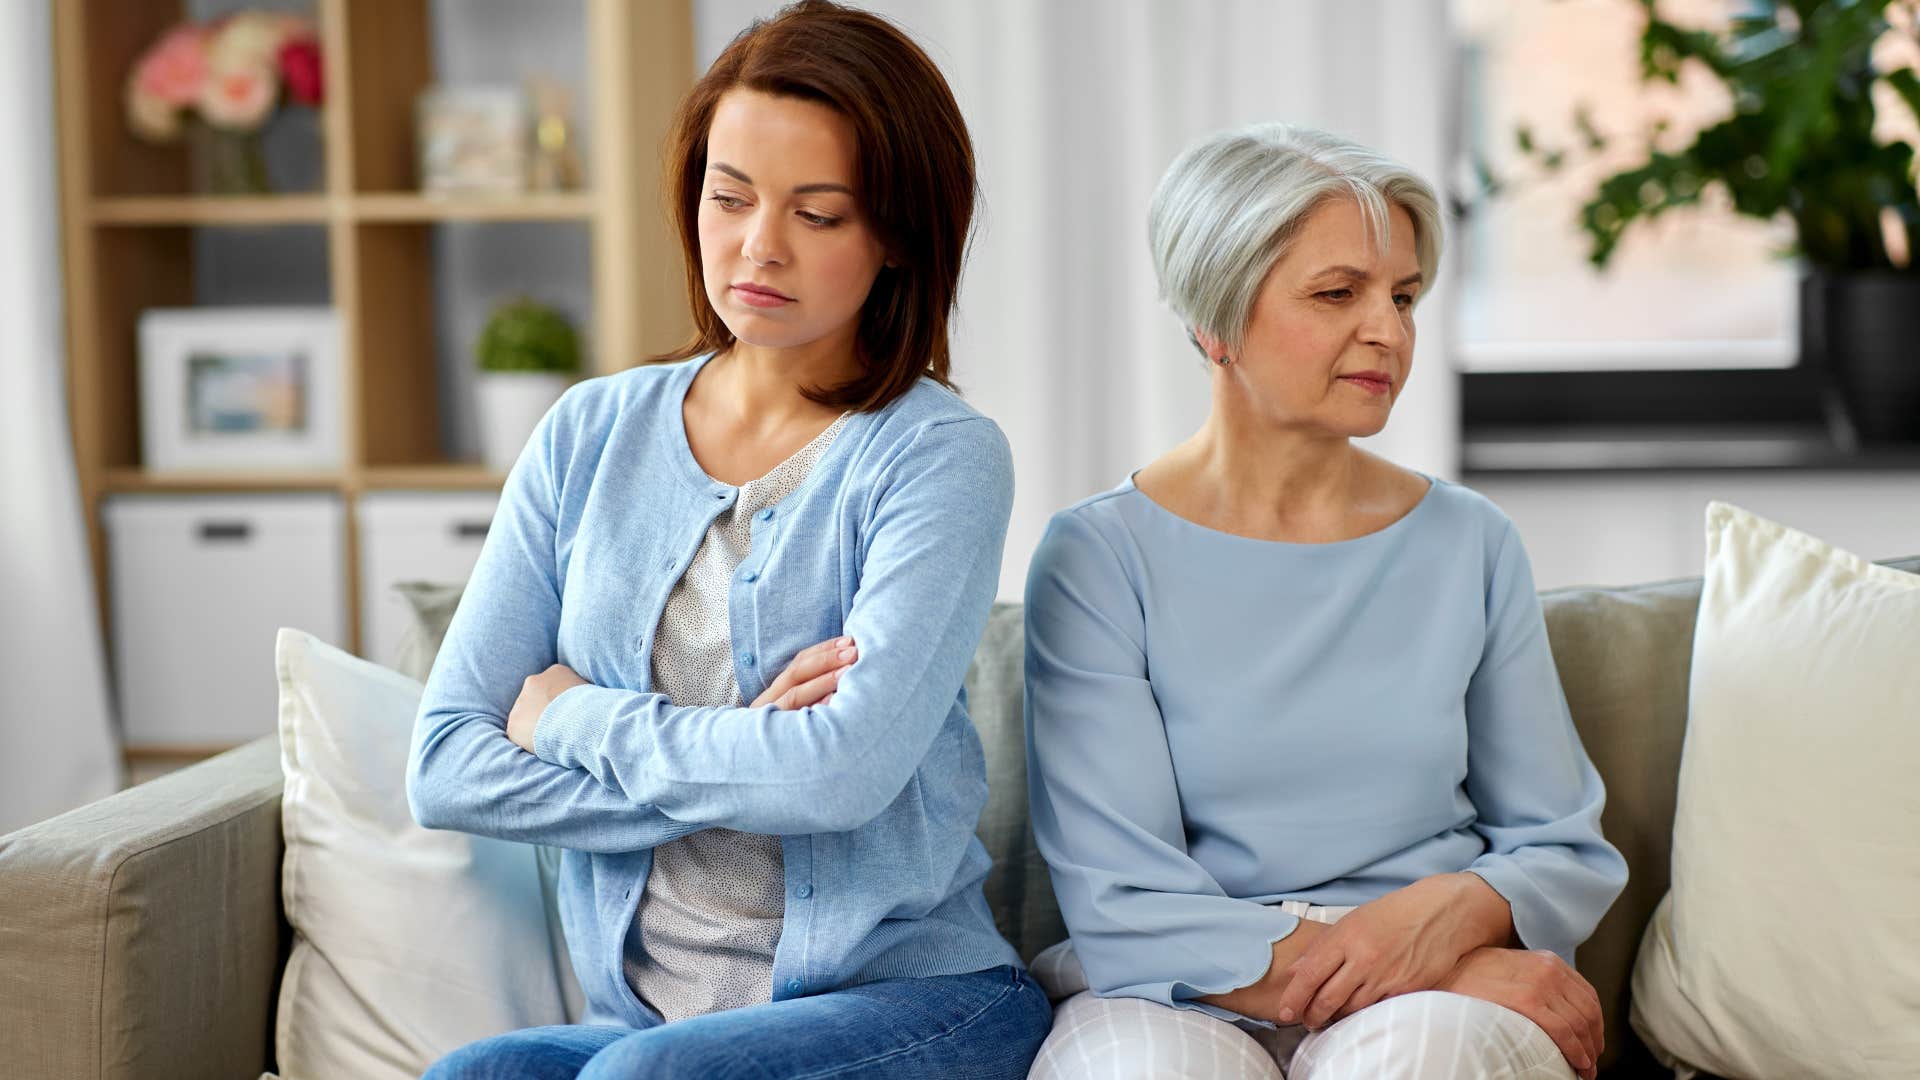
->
[[698, 89, 890, 354], [1216, 197, 1424, 439]]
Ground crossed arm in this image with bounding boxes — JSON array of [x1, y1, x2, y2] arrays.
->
[[502, 636, 859, 756]]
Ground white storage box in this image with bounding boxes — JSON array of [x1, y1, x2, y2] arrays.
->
[[356, 491, 499, 670], [105, 493, 346, 748]]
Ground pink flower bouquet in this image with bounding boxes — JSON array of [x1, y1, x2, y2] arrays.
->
[[125, 12, 324, 142]]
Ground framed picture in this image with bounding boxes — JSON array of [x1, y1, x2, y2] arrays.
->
[[138, 307, 342, 473], [417, 85, 527, 196]]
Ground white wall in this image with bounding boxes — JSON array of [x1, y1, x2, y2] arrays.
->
[[1473, 473, 1920, 590]]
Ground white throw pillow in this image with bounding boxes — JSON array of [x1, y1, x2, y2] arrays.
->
[[1630, 502, 1920, 1079], [274, 628, 580, 1080]]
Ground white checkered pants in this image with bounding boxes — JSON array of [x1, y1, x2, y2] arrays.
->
[[1027, 902, 1576, 1080]]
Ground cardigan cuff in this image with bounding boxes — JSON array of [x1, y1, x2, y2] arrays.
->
[[533, 683, 630, 771]]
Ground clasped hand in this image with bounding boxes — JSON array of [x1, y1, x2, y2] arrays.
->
[[1275, 872, 1512, 1028], [1201, 873, 1602, 1080]]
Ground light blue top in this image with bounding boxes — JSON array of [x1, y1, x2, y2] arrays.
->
[[1024, 472, 1627, 1023], [407, 353, 1021, 1028]]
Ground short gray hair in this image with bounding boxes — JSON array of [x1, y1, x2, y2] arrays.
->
[[1147, 122, 1445, 353]]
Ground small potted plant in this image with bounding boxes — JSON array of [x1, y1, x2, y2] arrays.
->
[[1511, 0, 1920, 443], [124, 12, 324, 195], [474, 298, 582, 473]]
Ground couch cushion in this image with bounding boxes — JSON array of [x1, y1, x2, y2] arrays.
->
[[388, 580, 464, 684], [1538, 572, 1706, 1072], [1551, 550, 1920, 1075], [389, 582, 579, 1012], [965, 602, 1067, 961], [275, 628, 576, 1079], [1629, 506, 1920, 1077]]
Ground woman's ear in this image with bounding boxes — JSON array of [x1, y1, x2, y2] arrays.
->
[[1187, 327, 1232, 366]]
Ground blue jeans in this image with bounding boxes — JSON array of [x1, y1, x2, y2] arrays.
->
[[421, 965, 1052, 1079]]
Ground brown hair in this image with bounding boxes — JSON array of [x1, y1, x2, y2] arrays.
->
[[653, 0, 976, 411]]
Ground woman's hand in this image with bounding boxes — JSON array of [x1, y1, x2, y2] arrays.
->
[[1194, 919, 1332, 1023], [507, 663, 589, 752], [1275, 872, 1514, 1029], [750, 636, 858, 710], [1436, 946, 1604, 1080]]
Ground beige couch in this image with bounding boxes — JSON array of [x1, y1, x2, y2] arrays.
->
[[7, 556, 1915, 1079]]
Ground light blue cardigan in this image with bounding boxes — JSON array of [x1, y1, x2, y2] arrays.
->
[[407, 353, 1022, 1028]]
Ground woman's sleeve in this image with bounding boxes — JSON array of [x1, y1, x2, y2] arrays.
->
[[406, 390, 702, 853], [1024, 511, 1299, 1022], [527, 416, 1014, 837], [1462, 520, 1630, 961]]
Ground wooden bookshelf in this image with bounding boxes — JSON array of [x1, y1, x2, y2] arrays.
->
[[90, 194, 334, 225], [352, 192, 598, 222], [54, 0, 695, 768], [101, 467, 346, 493], [357, 464, 509, 491], [86, 193, 605, 225]]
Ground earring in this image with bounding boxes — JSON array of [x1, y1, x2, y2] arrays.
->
[[1187, 330, 1231, 367]]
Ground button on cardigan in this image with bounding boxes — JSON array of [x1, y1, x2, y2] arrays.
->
[[407, 353, 1021, 1028]]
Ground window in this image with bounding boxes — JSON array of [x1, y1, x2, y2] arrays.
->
[[1451, 0, 1800, 372]]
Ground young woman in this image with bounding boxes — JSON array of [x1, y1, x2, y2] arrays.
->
[[409, 4, 1049, 1076], [1024, 123, 1627, 1079]]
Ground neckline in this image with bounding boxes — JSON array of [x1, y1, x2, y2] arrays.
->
[[663, 351, 867, 499], [713, 410, 851, 492], [1120, 468, 1439, 548]]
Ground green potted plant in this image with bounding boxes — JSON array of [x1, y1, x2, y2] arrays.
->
[[474, 297, 581, 473], [1519, 0, 1920, 442]]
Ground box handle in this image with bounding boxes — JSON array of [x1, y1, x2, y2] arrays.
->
[[197, 521, 253, 543], [452, 520, 492, 541]]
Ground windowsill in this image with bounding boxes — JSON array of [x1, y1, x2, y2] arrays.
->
[[1461, 424, 1920, 474], [1460, 368, 1920, 474]]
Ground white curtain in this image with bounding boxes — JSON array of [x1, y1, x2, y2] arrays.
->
[[701, 0, 1460, 599], [0, 0, 123, 833]]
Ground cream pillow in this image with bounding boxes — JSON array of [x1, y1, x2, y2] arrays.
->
[[382, 579, 583, 1020], [274, 628, 580, 1080], [1630, 502, 1920, 1079]]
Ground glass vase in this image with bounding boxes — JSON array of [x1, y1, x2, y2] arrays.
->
[[193, 122, 271, 196]]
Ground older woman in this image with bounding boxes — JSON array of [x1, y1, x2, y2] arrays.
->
[[410, 3, 1048, 1077], [1023, 123, 1627, 1080]]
